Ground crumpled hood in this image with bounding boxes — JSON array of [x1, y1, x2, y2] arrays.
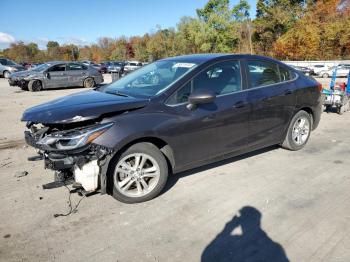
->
[[11, 65, 25, 70], [10, 70, 33, 78], [22, 90, 149, 124]]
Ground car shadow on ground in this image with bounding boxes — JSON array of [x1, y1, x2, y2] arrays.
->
[[201, 206, 290, 262], [162, 145, 279, 195]]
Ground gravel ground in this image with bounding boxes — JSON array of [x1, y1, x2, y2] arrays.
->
[[0, 75, 349, 262]]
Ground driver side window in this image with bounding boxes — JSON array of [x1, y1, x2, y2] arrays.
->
[[167, 60, 242, 105]]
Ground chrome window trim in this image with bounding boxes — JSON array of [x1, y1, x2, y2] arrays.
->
[[165, 61, 299, 108]]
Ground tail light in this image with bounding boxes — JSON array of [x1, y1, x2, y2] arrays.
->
[[317, 82, 323, 92]]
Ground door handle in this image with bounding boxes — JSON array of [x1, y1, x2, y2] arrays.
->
[[284, 89, 292, 95], [234, 101, 247, 108]]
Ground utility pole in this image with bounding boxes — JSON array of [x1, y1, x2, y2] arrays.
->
[[248, 19, 253, 55]]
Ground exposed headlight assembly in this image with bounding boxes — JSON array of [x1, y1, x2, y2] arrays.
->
[[37, 122, 114, 151]]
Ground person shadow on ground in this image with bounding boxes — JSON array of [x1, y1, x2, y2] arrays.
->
[[201, 206, 289, 262]]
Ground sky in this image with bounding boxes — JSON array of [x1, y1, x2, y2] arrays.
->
[[0, 0, 257, 49]]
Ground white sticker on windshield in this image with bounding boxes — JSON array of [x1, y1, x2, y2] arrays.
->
[[173, 63, 196, 68]]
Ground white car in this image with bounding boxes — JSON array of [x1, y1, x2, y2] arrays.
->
[[318, 64, 350, 78], [124, 61, 142, 74], [309, 64, 329, 75]]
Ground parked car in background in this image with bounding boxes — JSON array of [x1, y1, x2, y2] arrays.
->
[[0, 58, 26, 78], [84, 62, 107, 74], [101, 61, 112, 72], [95, 63, 108, 74], [22, 54, 322, 203], [108, 61, 125, 74], [9, 61, 103, 91], [81, 60, 94, 65], [290, 65, 314, 76], [123, 61, 142, 74], [309, 64, 329, 75], [317, 64, 350, 78], [20, 62, 33, 70]]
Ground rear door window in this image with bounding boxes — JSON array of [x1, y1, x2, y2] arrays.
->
[[247, 60, 294, 88], [67, 63, 85, 70]]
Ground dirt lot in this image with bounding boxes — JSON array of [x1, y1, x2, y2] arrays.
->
[[0, 76, 349, 262]]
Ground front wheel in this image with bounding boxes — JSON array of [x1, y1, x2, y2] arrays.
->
[[322, 73, 329, 78], [111, 142, 168, 203], [3, 71, 10, 79], [28, 80, 43, 92], [282, 110, 312, 151]]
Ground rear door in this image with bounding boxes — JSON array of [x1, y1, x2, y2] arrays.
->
[[165, 60, 250, 168], [46, 64, 68, 88], [66, 63, 87, 86], [244, 59, 297, 149]]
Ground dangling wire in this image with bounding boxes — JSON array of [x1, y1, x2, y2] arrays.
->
[[53, 183, 86, 218]]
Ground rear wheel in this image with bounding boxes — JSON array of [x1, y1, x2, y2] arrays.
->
[[282, 110, 312, 151], [3, 71, 10, 79], [28, 80, 42, 92], [83, 77, 95, 88], [111, 142, 168, 203]]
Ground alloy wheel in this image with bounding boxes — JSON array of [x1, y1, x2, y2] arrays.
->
[[114, 153, 160, 198], [292, 117, 310, 145]]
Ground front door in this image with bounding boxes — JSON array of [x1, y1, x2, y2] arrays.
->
[[165, 60, 250, 170], [45, 64, 68, 88]]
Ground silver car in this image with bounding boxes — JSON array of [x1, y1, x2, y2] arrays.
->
[[0, 58, 25, 78], [9, 61, 103, 91], [318, 64, 350, 78]]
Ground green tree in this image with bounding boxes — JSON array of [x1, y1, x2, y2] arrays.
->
[[46, 41, 60, 60], [253, 0, 306, 56]]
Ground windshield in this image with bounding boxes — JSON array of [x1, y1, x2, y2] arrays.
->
[[5, 59, 17, 66], [31, 64, 50, 72], [102, 60, 198, 97]]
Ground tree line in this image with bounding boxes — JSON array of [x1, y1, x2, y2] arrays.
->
[[1, 0, 349, 63]]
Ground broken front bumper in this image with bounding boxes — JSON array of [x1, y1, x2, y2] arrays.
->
[[24, 129, 114, 193]]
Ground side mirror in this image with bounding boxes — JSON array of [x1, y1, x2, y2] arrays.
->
[[187, 89, 216, 110], [45, 71, 50, 78]]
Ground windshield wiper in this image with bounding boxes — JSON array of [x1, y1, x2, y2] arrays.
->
[[106, 90, 130, 97]]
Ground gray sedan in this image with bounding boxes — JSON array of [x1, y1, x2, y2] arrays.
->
[[9, 61, 103, 91]]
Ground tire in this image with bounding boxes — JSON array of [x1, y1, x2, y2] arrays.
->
[[3, 71, 10, 79], [282, 110, 312, 151], [83, 77, 95, 88], [322, 73, 329, 78], [338, 105, 346, 115], [111, 142, 168, 203], [28, 80, 43, 92]]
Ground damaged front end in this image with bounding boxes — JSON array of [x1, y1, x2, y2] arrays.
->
[[25, 121, 115, 193]]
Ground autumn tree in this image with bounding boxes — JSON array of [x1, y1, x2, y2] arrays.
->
[[273, 0, 350, 60], [253, 0, 306, 56]]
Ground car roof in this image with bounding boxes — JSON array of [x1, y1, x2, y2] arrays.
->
[[159, 53, 282, 64], [47, 61, 85, 65]]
